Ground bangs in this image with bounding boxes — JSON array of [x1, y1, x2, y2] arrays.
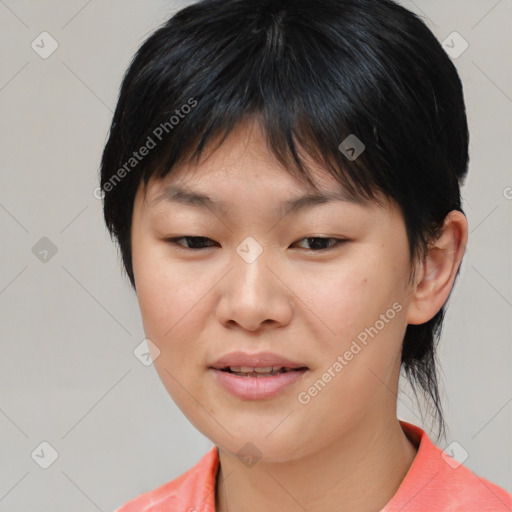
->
[[117, 3, 412, 208], [143, 110, 384, 207]]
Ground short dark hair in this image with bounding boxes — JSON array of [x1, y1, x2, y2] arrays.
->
[[100, 0, 469, 441]]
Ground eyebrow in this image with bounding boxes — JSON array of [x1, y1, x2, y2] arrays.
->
[[151, 184, 367, 216]]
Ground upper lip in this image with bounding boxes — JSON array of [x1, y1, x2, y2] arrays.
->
[[210, 351, 308, 370]]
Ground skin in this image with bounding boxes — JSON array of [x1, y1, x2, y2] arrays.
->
[[131, 118, 468, 512]]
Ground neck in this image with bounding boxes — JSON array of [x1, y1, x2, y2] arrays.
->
[[215, 415, 418, 512]]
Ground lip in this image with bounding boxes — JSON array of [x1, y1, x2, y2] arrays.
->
[[209, 351, 309, 400], [210, 351, 307, 370], [209, 367, 308, 400]]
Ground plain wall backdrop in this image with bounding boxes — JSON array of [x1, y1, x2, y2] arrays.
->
[[0, 0, 511, 510]]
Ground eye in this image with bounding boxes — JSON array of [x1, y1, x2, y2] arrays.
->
[[165, 236, 348, 252], [166, 236, 218, 249], [291, 237, 348, 251]]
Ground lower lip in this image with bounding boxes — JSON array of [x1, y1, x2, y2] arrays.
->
[[209, 368, 308, 400]]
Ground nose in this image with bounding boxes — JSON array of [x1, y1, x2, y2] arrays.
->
[[215, 243, 294, 332]]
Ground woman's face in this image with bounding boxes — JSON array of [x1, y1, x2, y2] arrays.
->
[[130, 120, 418, 462]]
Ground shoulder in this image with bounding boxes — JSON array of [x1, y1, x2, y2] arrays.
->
[[113, 446, 219, 512], [383, 422, 512, 512]]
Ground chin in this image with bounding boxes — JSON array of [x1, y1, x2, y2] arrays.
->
[[208, 425, 313, 465]]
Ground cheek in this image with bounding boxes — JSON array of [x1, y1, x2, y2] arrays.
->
[[293, 253, 402, 338], [293, 249, 409, 400], [133, 247, 211, 403], [296, 275, 407, 432], [133, 242, 204, 338], [132, 242, 225, 397]]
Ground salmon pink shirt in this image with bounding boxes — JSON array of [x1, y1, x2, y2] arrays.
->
[[114, 421, 512, 511]]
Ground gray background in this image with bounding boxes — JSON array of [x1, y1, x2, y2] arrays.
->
[[0, 0, 511, 510]]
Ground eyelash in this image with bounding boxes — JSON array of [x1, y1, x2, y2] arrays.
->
[[165, 236, 348, 252]]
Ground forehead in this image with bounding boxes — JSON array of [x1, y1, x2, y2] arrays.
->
[[143, 162, 377, 222], [139, 117, 390, 215]]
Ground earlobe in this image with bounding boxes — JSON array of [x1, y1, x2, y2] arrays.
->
[[405, 211, 468, 325]]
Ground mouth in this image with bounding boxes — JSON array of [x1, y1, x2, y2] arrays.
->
[[209, 352, 309, 399], [218, 366, 308, 377], [209, 364, 309, 400]]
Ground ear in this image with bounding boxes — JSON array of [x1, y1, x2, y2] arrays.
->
[[406, 210, 468, 325]]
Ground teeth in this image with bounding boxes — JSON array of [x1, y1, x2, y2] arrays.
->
[[227, 365, 295, 373], [254, 366, 275, 373]]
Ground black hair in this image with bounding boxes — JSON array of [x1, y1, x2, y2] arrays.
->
[[99, 0, 469, 442]]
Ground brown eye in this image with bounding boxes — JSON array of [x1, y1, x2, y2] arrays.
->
[[292, 237, 348, 251], [166, 236, 217, 249]]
